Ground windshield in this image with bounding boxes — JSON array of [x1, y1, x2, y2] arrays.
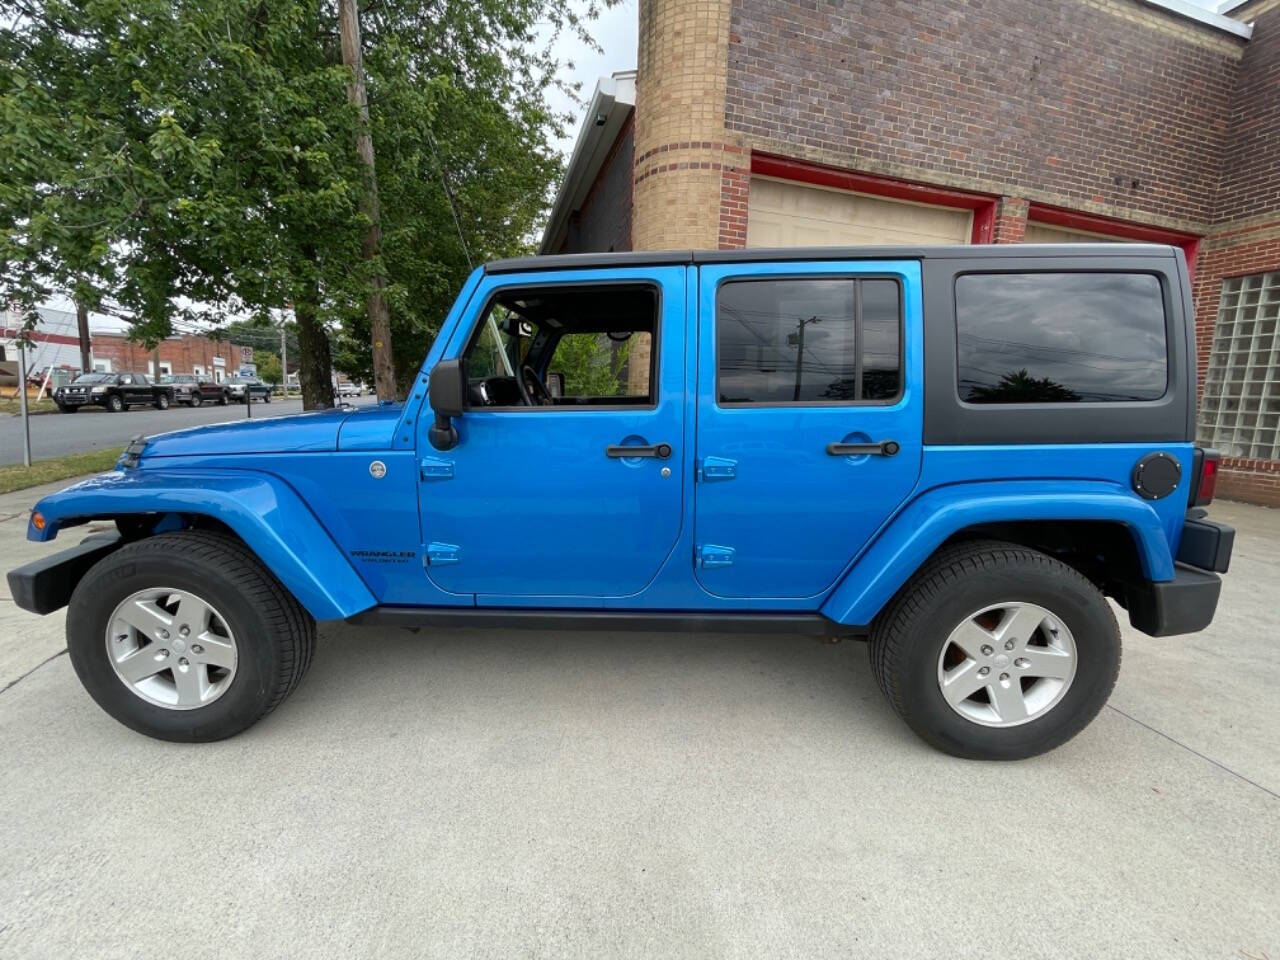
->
[[161, 375, 192, 383], [71, 373, 112, 384]]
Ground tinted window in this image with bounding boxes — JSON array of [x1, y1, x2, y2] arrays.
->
[[956, 273, 1167, 404], [716, 278, 901, 404]]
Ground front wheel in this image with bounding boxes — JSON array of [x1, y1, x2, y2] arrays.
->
[[57, 403, 76, 414], [263, 392, 271, 403], [868, 539, 1120, 760], [66, 531, 316, 742], [218, 392, 228, 406]]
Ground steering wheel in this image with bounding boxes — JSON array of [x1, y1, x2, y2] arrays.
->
[[517, 364, 553, 407]]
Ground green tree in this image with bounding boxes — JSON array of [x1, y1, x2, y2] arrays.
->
[[1, 0, 602, 408], [254, 349, 283, 387], [553, 334, 632, 397]]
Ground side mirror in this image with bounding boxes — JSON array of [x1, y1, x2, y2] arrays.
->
[[428, 358, 466, 450]]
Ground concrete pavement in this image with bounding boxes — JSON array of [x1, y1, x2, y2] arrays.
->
[[1, 480, 1277, 959]]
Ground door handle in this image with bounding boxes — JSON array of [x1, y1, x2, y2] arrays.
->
[[606, 443, 672, 459], [826, 440, 900, 457]]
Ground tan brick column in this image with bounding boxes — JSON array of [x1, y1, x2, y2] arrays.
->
[[632, 0, 736, 252], [631, 0, 737, 390]]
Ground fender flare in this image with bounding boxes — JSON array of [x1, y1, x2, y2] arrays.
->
[[820, 480, 1175, 626], [29, 469, 375, 621]]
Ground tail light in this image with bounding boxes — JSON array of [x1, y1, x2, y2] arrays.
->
[[1190, 448, 1219, 507]]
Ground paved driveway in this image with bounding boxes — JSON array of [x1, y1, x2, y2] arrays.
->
[[1, 482, 1277, 959]]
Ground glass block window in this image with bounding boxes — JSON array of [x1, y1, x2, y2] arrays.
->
[[1199, 271, 1280, 460]]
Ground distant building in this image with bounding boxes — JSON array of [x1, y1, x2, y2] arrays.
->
[[1, 305, 251, 384]]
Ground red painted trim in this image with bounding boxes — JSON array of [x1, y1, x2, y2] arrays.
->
[[1, 327, 80, 346], [750, 152, 999, 244], [1026, 201, 1201, 279]]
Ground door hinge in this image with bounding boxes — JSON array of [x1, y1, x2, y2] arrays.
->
[[420, 457, 454, 481], [697, 456, 737, 482], [426, 542, 460, 566], [697, 544, 735, 569]]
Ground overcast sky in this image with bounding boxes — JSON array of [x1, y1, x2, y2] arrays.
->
[[544, 0, 638, 158]]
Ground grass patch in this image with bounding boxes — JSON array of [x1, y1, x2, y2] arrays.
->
[[0, 396, 63, 416], [0, 448, 122, 494]]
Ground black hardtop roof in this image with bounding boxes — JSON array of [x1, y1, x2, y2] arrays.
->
[[484, 243, 1179, 275]]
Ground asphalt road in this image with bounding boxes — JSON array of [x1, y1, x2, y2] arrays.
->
[[0, 479, 1277, 958], [2, 395, 377, 465]]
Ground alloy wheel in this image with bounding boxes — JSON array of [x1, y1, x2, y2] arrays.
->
[[936, 601, 1077, 727], [105, 587, 238, 710]]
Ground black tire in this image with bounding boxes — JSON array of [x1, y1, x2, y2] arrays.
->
[[868, 539, 1120, 761], [154, 393, 170, 410], [189, 393, 202, 407], [57, 403, 76, 414], [106, 393, 124, 413], [66, 530, 316, 742], [218, 392, 228, 405], [264, 392, 271, 403]]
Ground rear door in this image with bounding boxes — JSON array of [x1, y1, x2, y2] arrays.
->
[[693, 259, 924, 600]]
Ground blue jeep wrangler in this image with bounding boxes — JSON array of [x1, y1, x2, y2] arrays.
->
[[8, 245, 1233, 759]]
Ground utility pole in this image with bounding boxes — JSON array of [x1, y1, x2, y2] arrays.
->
[[75, 300, 92, 373], [338, 0, 397, 403], [17, 339, 31, 467], [280, 318, 288, 396], [789, 315, 822, 402]]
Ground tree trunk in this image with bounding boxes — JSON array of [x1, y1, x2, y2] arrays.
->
[[75, 300, 92, 373], [294, 273, 334, 410], [338, 0, 398, 402]]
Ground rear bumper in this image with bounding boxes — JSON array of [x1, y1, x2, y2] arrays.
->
[[6, 533, 122, 615], [1124, 564, 1222, 637]]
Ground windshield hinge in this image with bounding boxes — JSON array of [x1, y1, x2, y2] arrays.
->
[[420, 457, 454, 481]]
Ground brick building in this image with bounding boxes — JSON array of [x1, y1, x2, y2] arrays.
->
[[543, 0, 1280, 505], [1, 306, 252, 383]]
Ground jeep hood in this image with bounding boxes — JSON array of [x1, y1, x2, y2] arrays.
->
[[139, 403, 404, 458]]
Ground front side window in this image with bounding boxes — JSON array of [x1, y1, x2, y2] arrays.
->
[[955, 272, 1168, 404], [462, 284, 658, 408], [716, 278, 901, 405], [1199, 271, 1280, 459]]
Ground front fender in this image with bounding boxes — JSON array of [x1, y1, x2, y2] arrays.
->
[[820, 480, 1175, 626], [29, 470, 376, 621]]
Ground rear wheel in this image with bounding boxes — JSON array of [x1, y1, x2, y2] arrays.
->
[[154, 393, 170, 410], [190, 393, 203, 407], [218, 392, 228, 405], [263, 391, 271, 403], [66, 531, 316, 742], [868, 539, 1120, 760]]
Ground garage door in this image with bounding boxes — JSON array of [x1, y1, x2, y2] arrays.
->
[[1023, 222, 1127, 244], [746, 177, 972, 247]]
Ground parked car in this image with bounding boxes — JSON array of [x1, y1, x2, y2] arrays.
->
[[52, 372, 173, 413], [225, 375, 272, 404], [337, 381, 361, 398], [9, 244, 1231, 759], [160, 374, 228, 407]]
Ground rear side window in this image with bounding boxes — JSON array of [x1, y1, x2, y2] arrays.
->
[[717, 278, 901, 404], [955, 273, 1167, 404]]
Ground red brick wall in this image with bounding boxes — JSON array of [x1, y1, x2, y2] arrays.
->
[[91, 334, 251, 379], [556, 114, 635, 254], [724, 0, 1242, 228], [1216, 1, 1280, 222]]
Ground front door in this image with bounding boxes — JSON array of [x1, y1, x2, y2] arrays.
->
[[693, 260, 924, 600], [418, 267, 687, 602]]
